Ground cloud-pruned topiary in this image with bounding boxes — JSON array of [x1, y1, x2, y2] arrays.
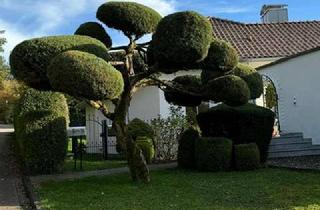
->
[[234, 63, 263, 99], [164, 75, 203, 106], [201, 39, 239, 72], [201, 70, 225, 84], [178, 128, 200, 169], [47, 50, 123, 100], [14, 88, 69, 174], [205, 75, 250, 106], [136, 136, 155, 164], [10, 35, 109, 90], [97, 1, 162, 37], [152, 11, 213, 71], [75, 22, 112, 48], [128, 118, 154, 140], [234, 143, 261, 170]]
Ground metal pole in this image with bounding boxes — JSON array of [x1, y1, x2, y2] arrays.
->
[[101, 120, 108, 160]]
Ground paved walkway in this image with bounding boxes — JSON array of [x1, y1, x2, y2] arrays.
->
[[31, 162, 177, 185], [0, 125, 22, 210]]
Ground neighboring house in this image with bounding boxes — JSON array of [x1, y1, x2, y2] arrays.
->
[[86, 4, 320, 156]]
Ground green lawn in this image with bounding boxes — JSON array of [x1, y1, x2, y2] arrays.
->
[[37, 168, 320, 210], [63, 159, 127, 172]]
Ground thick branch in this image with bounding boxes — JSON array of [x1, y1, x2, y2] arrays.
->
[[88, 100, 115, 120]]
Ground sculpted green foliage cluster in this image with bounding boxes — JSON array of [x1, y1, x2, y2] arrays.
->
[[136, 136, 155, 164], [97, 1, 162, 37], [164, 75, 202, 106], [201, 39, 239, 72], [10, 35, 109, 90], [128, 118, 154, 140], [152, 11, 213, 71], [177, 128, 199, 169], [75, 22, 112, 48], [14, 88, 69, 174], [234, 63, 263, 99], [234, 143, 261, 170], [47, 50, 123, 100]]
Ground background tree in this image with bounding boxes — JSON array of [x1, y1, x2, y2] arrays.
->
[[9, 2, 263, 182]]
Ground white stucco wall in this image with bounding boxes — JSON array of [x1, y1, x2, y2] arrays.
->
[[258, 50, 320, 144]]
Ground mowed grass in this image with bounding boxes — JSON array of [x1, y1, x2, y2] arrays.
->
[[63, 159, 127, 172], [37, 168, 320, 210]]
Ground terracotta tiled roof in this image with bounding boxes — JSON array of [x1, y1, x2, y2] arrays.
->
[[210, 17, 320, 60]]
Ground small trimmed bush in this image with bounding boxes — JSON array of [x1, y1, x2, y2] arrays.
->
[[205, 75, 250, 106], [75, 21, 112, 48], [200, 69, 224, 84], [197, 103, 275, 163], [128, 118, 154, 140], [10, 35, 109, 90], [47, 50, 124, 100], [195, 137, 232, 171], [136, 136, 155, 164], [234, 143, 261, 170], [152, 11, 213, 70], [201, 39, 239, 72], [164, 75, 202, 107], [178, 128, 200, 169], [97, 2, 161, 37], [14, 88, 69, 174], [234, 63, 263, 99]]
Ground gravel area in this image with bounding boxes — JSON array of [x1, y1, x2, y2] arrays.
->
[[268, 155, 320, 170]]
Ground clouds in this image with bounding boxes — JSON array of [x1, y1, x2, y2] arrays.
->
[[0, 0, 177, 61]]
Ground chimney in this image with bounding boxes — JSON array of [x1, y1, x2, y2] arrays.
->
[[260, 4, 288, 23]]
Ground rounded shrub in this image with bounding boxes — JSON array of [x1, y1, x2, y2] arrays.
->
[[201, 69, 225, 84], [234, 63, 263, 99], [10, 35, 109, 90], [234, 143, 261, 170], [14, 88, 69, 175], [178, 128, 200, 169], [152, 11, 213, 71], [75, 21, 112, 48], [205, 75, 250, 106], [197, 103, 275, 163], [47, 50, 124, 100], [195, 137, 232, 171], [201, 39, 239, 72], [97, 2, 162, 37], [136, 136, 155, 164], [128, 118, 154, 140], [164, 75, 203, 107]]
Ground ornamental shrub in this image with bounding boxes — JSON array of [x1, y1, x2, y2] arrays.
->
[[47, 50, 124, 100], [195, 137, 232, 171], [97, 2, 161, 37], [152, 11, 213, 70], [205, 75, 250, 106], [201, 39, 239, 72], [10, 35, 109, 90], [197, 103, 275, 163], [128, 118, 154, 140], [136, 136, 155, 164], [177, 128, 199, 169], [234, 143, 261, 170], [164, 75, 202, 107], [14, 88, 69, 174], [75, 21, 112, 48], [234, 63, 263, 99], [200, 69, 224, 84]]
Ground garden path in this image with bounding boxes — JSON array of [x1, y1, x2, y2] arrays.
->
[[0, 125, 21, 210]]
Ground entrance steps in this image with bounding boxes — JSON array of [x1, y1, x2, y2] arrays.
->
[[268, 132, 320, 158]]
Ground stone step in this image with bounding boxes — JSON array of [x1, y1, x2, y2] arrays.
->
[[268, 147, 320, 158], [277, 132, 303, 138], [269, 142, 320, 152], [270, 138, 311, 145]]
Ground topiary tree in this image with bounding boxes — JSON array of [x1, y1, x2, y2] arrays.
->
[[9, 2, 265, 182]]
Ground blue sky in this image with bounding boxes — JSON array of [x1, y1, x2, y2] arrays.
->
[[1, 0, 320, 60]]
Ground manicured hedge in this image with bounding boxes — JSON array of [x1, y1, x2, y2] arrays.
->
[[234, 143, 261, 170], [195, 137, 232, 171], [10, 35, 109, 90], [164, 75, 203, 107], [200, 69, 224, 84], [75, 21, 112, 48], [14, 88, 69, 174], [201, 39, 239, 72], [47, 50, 124, 100], [177, 128, 200, 169], [197, 103, 275, 163], [128, 118, 154, 140], [136, 136, 155, 164], [234, 63, 263, 99], [152, 11, 212, 70], [205, 75, 250, 106], [97, 2, 161, 37]]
